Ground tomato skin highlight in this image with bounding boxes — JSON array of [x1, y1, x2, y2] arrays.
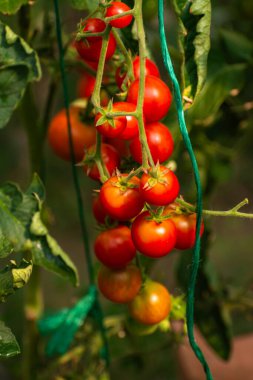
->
[[130, 122, 174, 164], [98, 265, 142, 303], [95, 226, 136, 269], [83, 143, 120, 181], [164, 205, 204, 250], [140, 166, 180, 206], [113, 102, 139, 140], [100, 175, 144, 221], [129, 280, 172, 325], [131, 211, 176, 258], [48, 107, 96, 162], [127, 75, 172, 122], [106, 2, 133, 29]]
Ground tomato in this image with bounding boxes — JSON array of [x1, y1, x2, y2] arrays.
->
[[130, 122, 174, 164], [48, 107, 96, 162], [115, 56, 160, 90], [95, 107, 127, 138], [127, 75, 172, 122], [113, 102, 139, 140], [129, 280, 172, 325], [100, 174, 144, 221], [106, 2, 133, 29], [140, 166, 180, 206], [94, 226, 136, 269], [75, 18, 116, 62], [131, 211, 176, 257], [83, 143, 120, 181], [78, 72, 95, 99], [92, 194, 109, 224], [97, 265, 142, 303], [164, 204, 204, 250], [105, 137, 130, 158]]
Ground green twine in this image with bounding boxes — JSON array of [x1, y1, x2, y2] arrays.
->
[[38, 0, 109, 366], [158, 1, 213, 380]]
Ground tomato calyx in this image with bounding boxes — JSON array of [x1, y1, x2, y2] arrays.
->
[[142, 164, 172, 190], [95, 100, 116, 129]]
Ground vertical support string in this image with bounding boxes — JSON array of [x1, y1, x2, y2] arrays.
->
[[158, 1, 213, 379]]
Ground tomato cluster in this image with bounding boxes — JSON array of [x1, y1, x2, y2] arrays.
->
[[47, 3, 204, 331]]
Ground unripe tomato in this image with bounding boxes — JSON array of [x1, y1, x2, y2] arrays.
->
[[92, 194, 109, 224], [95, 108, 127, 138], [113, 102, 139, 140], [125, 318, 158, 336], [131, 211, 176, 258], [98, 265, 142, 303], [115, 56, 160, 90], [130, 122, 174, 164], [83, 143, 120, 181], [48, 107, 96, 162], [106, 2, 133, 29], [94, 226, 136, 269], [129, 280, 172, 325], [127, 75, 172, 122], [100, 174, 144, 221], [164, 204, 204, 250], [140, 166, 180, 206]]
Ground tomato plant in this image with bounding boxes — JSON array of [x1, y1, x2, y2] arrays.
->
[[105, 2, 133, 29]]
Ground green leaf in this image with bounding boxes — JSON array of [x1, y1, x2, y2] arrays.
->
[[31, 235, 79, 287], [0, 259, 32, 302], [0, 0, 28, 14], [0, 21, 41, 128], [0, 233, 13, 258], [68, 0, 99, 11], [220, 29, 253, 63], [188, 64, 247, 124], [0, 321, 20, 358], [172, 0, 211, 102]]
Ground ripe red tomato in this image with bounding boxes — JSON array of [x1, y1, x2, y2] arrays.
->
[[113, 102, 139, 140], [105, 137, 130, 158], [130, 122, 174, 164], [83, 143, 120, 181], [127, 75, 172, 122], [95, 108, 127, 138], [94, 226, 136, 269], [78, 72, 95, 99], [92, 194, 109, 224], [98, 265, 142, 303], [131, 211, 176, 257], [48, 107, 96, 162], [129, 280, 172, 325], [140, 166, 180, 206], [115, 56, 160, 90], [100, 174, 144, 221], [164, 204, 204, 250], [75, 18, 116, 62], [106, 1, 133, 29]]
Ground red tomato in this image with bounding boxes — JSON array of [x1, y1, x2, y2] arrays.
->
[[131, 211, 176, 257], [94, 226, 136, 269], [140, 166, 180, 206], [100, 174, 144, 221], [78, 72, 95, 99], [83, 143, 120, 181], [113, 102, 139, 140], [48, 107, 96, 162], [75, 18, 116, 62], [164, 205, 204, 250], [95, 108, 127, 138], [130, 122, 174, 164], [115, 56, 160, 90], [127, 75, 172, 122], [106, 1, 133, 29], [105, 137, 130, 158], [92, 194, 109, 224], [129, 280, 172, 325], [98, 265, 142, 303]]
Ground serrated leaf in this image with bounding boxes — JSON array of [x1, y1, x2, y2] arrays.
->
[[220, 29, 253, 63], [31, 236, 79, 287], [0, 21, 41, 128], [68, 0, 99, 11], [0, 259, 32, 302], [188, 64, 246, 123], [0, 0, 28, 14], [0, 321, 20, 358], [172, 0, 211, 103]]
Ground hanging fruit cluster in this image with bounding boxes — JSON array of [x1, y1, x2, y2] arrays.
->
[[48, 1, 204, 334]]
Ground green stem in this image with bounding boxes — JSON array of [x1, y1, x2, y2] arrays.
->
[[111, 28, 134, 82], [94, 133, 109, 182], [105, 9, 135, 23], [135, 253, 146, 283]]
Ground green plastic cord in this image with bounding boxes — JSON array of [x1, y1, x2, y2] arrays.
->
[[38, 0, 109, 365], [158, 1, 213, 379]]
